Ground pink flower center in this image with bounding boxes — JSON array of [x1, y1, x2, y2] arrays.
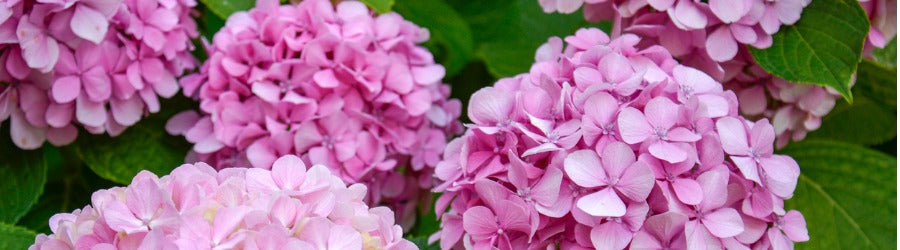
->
[[654, 127, 669, 140]]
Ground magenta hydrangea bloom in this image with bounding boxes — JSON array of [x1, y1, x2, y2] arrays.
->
[[29, 155, 417, 250], [432, 28, 808, 250], [0, 0, 198, 149], [168, 0, 462, 229]]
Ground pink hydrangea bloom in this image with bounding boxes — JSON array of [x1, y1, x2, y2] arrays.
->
[[540, 0, 895, 147], [0, 0, 198, 149], [432, 28, 808, 250], [168, 0, 462, 229], [29, 155, 417, 250]]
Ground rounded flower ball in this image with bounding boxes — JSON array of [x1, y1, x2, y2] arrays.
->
[[432, 28, 808, 250], [0, 0, 199, 149], [30, 155, 417, 250], [168, 0, 461, 228]]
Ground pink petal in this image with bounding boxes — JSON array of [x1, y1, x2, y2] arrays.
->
[[412, 65, 445, 85], [313, 69, 340, 88], [673, 0, 707, 29], [468, 87, 514, 125], [82, 67, 112, 102], [147, 8, 178, 31], [672, 178, 703, 205], [732, 156, 762, 184], [750, 119, 775, 155], [165, 111, 199, 135], [590, 222, 632, 250], [644, 97, 678, 130], [706, 26, 738, 62], [556, 0, 585, 13], [685, 220, 722, 250], [781, 210, 809, 242], [701, 208, 744, 238], [648, 0, 675, 10], [577, 188, 626, 217], [617, 107, 653, 144], [709, 0, 749, 23], [462, 206, 499, 236], [247, 140, 278, 169], [601, 142, 637, 177], [76, 95, 107, 127], [18, 20, 60, 72], [71, 5, 109, 44], [212, 207, 248, 244], [221, 57, 249, 77], [46, 103, 74, 128], [46, 125, 77, 146], [52, 76, 82, 103], [759, 155, 799, 198], [10, 110, 45, 149], [328, 225, 362, 250], [715, 117, 750, 155], [271, 155, 307, 190], [615, 161, 654, 201], [110, 97, 144, 126], [531, 167, 563, 205], [403, 88, 432, 116], [649, 141, 688, 163], [573, 67, 603, 89], [697, 169, 729, 211], [599, 53, 634, 84], [564, 149, 608, 188]]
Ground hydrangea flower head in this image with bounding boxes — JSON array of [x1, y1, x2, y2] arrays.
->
[[432, 28, 808, 249], [169, 0, 462, 228], [0, 0, 198, 149], [30, 155, 417, 250]]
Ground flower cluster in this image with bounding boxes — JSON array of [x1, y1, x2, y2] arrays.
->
[[539, 0, 896, 147], [432, 28, 808, 249], [30, 155, 416, 250], [169, 0, 461, 228], [0, 0, 198, 149]]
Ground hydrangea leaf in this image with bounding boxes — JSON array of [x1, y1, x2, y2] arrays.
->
[[0, 223, 36, 249], [199, 0, 255, 20], [448, 0, 607, 78], [361, 0, 394, 14], [16, 147, 116, 234], [76, 97, 194, 185], [0, 131, 46, 224], [748, 0, 869, 103], [779, 140, 896, 249], [394, 0, 474, 77], [807, 60, 896, 145]]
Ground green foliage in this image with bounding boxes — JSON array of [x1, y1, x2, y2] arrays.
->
[[199, 0, 255, 20], [394, 0, 474, 77], [407, 236, 440, 250], [780, 140, 897, 249], [75, 97, 195, 184], [446, 0, 606, 78], [808, 60, 897, 145], [361, 0, 394, 14], [16, 147, 117, 234], [749, 0, 870, 102], [0, 130, 46, 224], [0, 223, 36, 249]]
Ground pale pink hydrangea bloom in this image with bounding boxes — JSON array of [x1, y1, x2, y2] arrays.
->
[[432, 28, 808, 250], [0, 0, 198, 149], [30, 155, 417, 250], [168, 0, 461, 229]]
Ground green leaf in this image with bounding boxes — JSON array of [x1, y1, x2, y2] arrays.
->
[[199, 0, 254, 20], [76, 97, 194, 184], [360, 0, 394, 14], [394, 0, 474, 77], [0, 130, 46, 224], [16, 147, 116, 234], [855, 59, 897, 108], [779, 140, 896, 249], [807, 60, 896, 145], [871, 38, 896, 68], [749, 0, 869, 102], [448, 0, 607, 78], [0, 223, 36, 249]]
